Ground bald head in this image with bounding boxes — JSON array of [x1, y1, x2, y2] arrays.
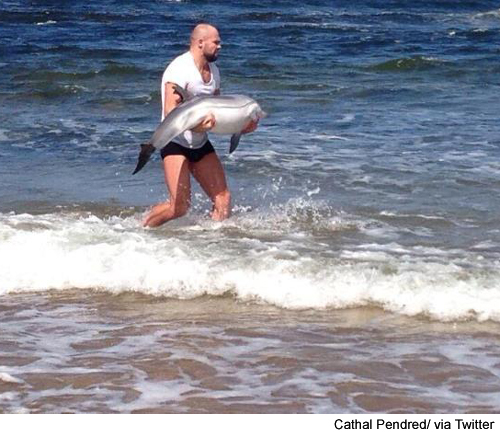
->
[[190, 24, 218, 44], [190, 24, 221, 62]]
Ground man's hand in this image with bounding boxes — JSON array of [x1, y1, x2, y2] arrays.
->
[[192, 113, 216, 132], [242, 119, 259, 134]]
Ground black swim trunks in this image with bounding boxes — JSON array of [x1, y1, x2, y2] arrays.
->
[[160, 140, 215, 163]]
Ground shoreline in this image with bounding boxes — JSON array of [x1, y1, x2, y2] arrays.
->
[[2, 290, 500, 413]]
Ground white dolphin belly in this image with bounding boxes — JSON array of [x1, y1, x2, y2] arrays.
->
[[209, 106, 254, 134]]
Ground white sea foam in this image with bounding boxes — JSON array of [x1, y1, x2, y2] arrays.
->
[[36, 20, 57, 26], [474, 9, 500, 19], [312, 134, 350, 141], [1, 211, 500, 322], [0, 371, 23, 385], [379, 211, 449, 222]]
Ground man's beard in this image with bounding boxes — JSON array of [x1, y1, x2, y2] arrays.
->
[[205, 52, 218, 62]]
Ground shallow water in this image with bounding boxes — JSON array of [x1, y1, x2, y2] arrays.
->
[[2, 290, 500, 413], [1, 0, 500, 413]]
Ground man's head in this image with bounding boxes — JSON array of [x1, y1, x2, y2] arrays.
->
[[190, 24, 221, 62]]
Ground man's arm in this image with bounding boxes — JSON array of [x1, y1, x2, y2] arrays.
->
[[164, 82, 183, 118], [165, 81, 215, 132], [242, 120, 259, 134]]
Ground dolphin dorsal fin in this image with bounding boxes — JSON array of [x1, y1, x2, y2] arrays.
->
[[172, 84, 194, 102]]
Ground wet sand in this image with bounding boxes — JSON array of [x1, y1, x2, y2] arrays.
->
[[1, 290, 500, 413]]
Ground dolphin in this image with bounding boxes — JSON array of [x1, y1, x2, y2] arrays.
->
[[132, 85, 266, 174]]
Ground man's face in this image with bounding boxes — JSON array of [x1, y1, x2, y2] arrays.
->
[[203, 30, 221, 62]]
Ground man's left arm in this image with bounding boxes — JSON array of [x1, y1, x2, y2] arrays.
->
[[242, 119, 259, 134], [192, 86, 220, 132]]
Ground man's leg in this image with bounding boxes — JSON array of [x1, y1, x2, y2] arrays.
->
[[190, 152, 231, 221], [142, 155, 191, 227]]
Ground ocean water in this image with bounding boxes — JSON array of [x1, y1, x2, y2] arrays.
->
[[1, 0, 500, 413]]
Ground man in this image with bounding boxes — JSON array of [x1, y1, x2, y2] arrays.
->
[[143, 24, 258, 227]]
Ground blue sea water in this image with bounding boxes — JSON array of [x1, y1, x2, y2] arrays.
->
[[2, 0, 500, 318], [1, 0, 500, 413]]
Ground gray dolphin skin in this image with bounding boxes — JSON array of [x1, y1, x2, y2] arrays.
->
[[132, 86, 266, 174]]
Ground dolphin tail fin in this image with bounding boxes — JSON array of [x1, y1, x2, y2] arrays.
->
[[172, 84, 193, 102], [132, 143, 156, 175], [229, 133, 242, 154]]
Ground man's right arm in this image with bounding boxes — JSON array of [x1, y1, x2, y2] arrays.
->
[[164, 81, 216, 132], [163, 82, 183, 118]]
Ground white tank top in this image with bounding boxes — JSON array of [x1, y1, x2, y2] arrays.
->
[[161, 51, 221, 148]]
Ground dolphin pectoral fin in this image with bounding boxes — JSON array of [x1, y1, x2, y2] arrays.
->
[[229, 133, 242, 154], [172, 84, 193, 102], [132, 143, 156, 175]]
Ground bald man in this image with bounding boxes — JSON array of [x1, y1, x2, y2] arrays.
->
[[143, 24, 258, 227]]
